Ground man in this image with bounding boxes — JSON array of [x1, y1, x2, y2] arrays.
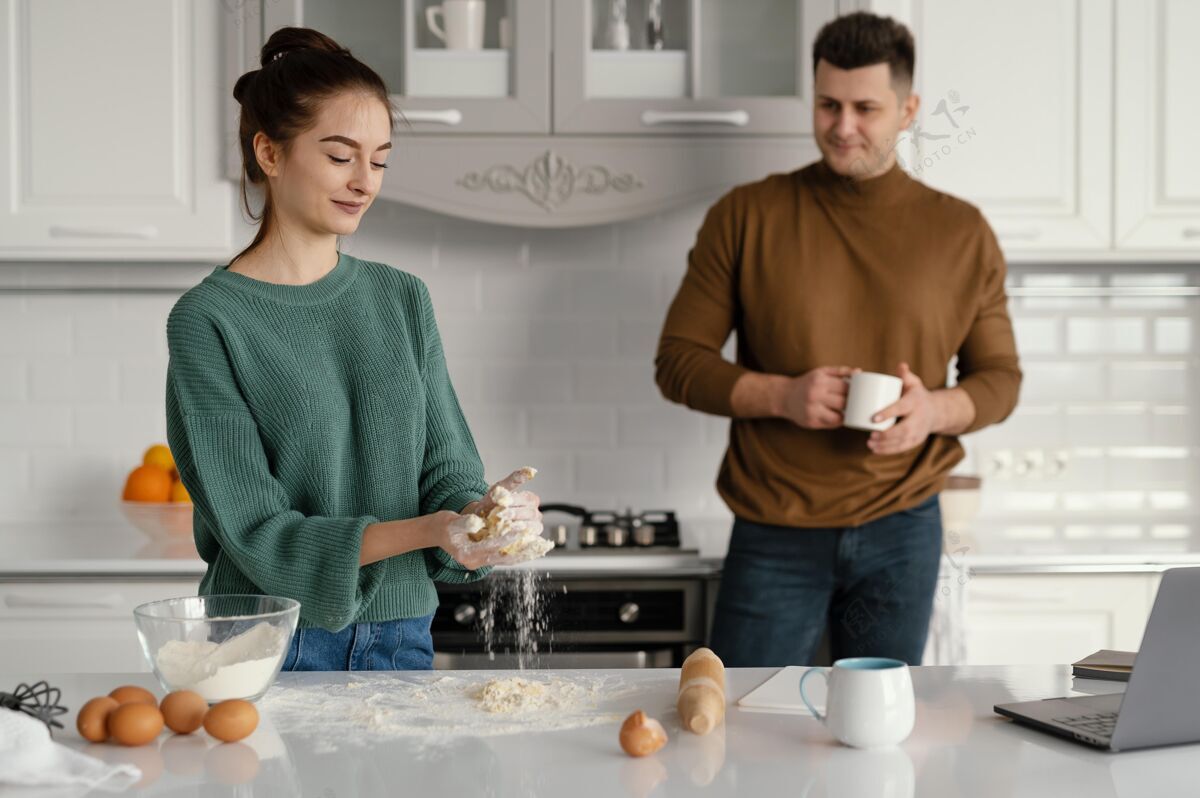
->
[[655, 12, 1021, 667]]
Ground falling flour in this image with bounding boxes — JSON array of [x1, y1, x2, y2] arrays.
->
[[259, 673, 636, 753], [481, 569, 552, 670]]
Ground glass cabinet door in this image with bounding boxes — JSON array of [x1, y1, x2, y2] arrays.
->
[[259, 0, 550, 134], [554, 0, 837, 134]]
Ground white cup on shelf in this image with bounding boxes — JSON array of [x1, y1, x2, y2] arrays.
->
[[426, 0, 486, 50]]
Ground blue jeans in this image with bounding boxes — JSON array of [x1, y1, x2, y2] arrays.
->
[[710, 494, 943, 667], [280, 613, 435, 671]]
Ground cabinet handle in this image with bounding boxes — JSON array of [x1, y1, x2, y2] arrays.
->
[[969, 588, 1070, 604], [396, 109, 463, 126], [48, 225, 158, 240], [4, 593, 126, 610], [996, 228, 1043, 242], [641, 110, 750, 127], [1182, 227, 1200, 239]]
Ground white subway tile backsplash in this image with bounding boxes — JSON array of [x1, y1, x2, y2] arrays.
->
[[617, 405, 707, 446], [1066, 317, 1145, 354], [1109, 361, 1187, 402], [478, 363, 573, 404], [1154, 317, 1192, 353], [572, 271, 664, 316], [480, 271, 572, 315], [1019, 361, 1105, 402], [118, 359, 169, 403], [0, 304, 73, 355], [530, 320, 618, 358], [439, 319, 529, 357], [528, 225, 618, 271], [0, 405, 72, 447], [436, 222, 528, 271], [528, 406, 616, 447], [574, 362, 662, 403], [2, 212, 1199, 540], [73, 404, 167, 449], [576, 450, 664, 495], [0, 359, 28, 401], [31, 358, 120, 403], [1012, 317, 1060, 355]]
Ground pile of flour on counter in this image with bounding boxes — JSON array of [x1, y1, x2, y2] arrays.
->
[[156, 621, 288, 701], [260, 673, 635, 752]]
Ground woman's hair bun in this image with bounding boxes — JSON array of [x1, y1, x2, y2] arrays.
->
[[261, 26, 350, 68]]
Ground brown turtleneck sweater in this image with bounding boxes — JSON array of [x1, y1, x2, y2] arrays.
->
[[655, 159, 1021, 528]]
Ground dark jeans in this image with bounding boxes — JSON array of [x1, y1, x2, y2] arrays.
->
[[280, 613, 435, 671], [710, 494, 943, 667]]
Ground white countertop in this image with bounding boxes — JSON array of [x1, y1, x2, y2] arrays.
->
[[4, 521, 1200, 578], [7, 665, 1186, 797]]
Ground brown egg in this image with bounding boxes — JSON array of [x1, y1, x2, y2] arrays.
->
[[160, 690, 208, 734], [619, 710, 668, 757], [108, 702, 165, 746], [76, 696, 120, 742], [203, 700, 259, 743], [109, 685, 157, 706]]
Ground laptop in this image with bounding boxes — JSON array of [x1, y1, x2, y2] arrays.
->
[[994, 566, 1200, 752]]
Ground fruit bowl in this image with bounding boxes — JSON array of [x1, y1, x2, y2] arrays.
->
[[121, 501, 193, 541], [133, 595, 300, 703]]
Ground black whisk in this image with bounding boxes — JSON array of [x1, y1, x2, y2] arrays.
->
[[0, 680, 68, 732]]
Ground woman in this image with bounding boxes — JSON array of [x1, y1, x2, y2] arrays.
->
[[165, 27, 540, 671]]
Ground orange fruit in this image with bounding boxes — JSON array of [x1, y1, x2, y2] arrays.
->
[[169, 479, 191, 504], [143, 445, 176, 477], [123, 465, 172, 503]]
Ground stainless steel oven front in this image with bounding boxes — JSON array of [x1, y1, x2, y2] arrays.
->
[[432, 575, 709, 669]]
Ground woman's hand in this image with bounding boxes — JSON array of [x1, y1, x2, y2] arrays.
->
[[427, 509, 544, 570]]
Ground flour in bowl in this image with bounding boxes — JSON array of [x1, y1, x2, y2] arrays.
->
[[155, 621, 288, 701]]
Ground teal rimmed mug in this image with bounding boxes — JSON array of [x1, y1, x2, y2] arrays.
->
[[799, 657, 915, 748]]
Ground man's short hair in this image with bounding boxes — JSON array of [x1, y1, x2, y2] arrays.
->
[[812, 12, 915, 94]]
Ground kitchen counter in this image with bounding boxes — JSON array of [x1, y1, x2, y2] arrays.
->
[[5, 521, 1200, 579], [7, 665, 1186, 797]]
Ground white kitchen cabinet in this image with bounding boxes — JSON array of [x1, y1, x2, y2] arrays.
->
[[878, 0, 1113, 254], [963, 573, 1161, 666], [0, 579, 200, 674], [1114, 0, 1200, 251], [0, 0, 232, 260]]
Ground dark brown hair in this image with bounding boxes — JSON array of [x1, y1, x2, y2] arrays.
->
[[812, 12, 915, 93], [230, 27, 396, 265]]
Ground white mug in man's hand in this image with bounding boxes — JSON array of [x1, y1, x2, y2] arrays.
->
[[843, 371, 903, 432]]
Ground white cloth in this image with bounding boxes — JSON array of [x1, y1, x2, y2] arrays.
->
[[0, 708, 140, 793]]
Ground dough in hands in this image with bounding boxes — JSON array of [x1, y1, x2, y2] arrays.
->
[[455, 467, 552, 563]]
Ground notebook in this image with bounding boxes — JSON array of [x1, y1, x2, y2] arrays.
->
[[1072, 649, 1136, 682], [736, 666, 824, 715]]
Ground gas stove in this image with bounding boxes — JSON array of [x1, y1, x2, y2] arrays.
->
[[539, 504, 692, 554]]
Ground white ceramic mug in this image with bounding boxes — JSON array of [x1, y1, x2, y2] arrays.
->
[[799, 657, 915, 748], [426, 0, 486, 50], [843, 371, 903, 432]]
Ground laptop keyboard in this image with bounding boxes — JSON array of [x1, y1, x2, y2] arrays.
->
[[1053, 712, 1118, 738]]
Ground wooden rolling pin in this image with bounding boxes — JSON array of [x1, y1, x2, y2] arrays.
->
[[677, 647, 725, 735]]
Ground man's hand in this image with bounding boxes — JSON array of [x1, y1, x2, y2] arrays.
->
[[779, 366, 857, 429], [867, 362, 938, 455]]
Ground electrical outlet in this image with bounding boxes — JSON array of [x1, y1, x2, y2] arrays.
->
[[989, 449, 1013, 479]]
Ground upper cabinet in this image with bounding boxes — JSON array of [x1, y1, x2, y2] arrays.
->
[[0, 0, 232, 261], [885, 0, 1113, 254], [872, 0, 1200, 260], [553, 0, 836, 135], [229, 0, 836, 227], [1114, 0, 1200, 252], [255, 0, 551, 135]]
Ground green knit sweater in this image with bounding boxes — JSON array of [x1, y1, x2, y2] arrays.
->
[[165, 250, 490, 632]]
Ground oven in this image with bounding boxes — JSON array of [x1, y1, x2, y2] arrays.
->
[[432, 574, 712, 670]]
